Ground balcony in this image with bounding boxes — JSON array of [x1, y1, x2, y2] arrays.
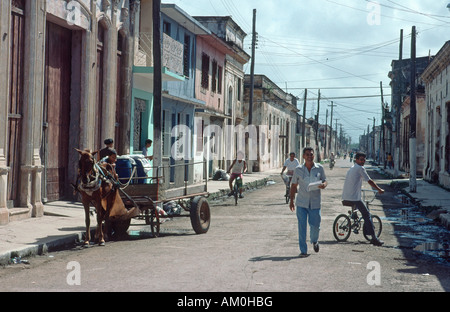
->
[[133, 32, 185, 91]]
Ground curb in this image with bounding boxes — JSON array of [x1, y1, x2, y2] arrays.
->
[[207, 177, 270, 201], [1, 176, 272, 266], [0, 233, 84, 266]]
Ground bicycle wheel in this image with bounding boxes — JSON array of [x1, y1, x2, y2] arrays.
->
[[333, 214, 352, 242], [362, 215, 382, 241], [285, 185, 290, 204]]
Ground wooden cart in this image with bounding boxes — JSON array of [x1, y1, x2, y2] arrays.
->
[[112, 162, 211, 237]]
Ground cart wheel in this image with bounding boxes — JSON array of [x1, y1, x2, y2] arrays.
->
[[190, 196, 210, 234], [150, 209, 160, 237]]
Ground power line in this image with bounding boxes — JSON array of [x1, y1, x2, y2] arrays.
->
[[284, 86, 390, 90], [305, 94, 391, 101], [326, 0, 447, 26], [259, 35, 380, 84], [382, 0, 450, 22]]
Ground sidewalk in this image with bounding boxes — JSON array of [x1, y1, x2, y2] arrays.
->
[[0, 168, 279, 265], [377, 165, 450, 230]]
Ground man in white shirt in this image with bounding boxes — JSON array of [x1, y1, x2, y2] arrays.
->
[[342, 152, 384, 246], [281, 152, 300, 177], [281, 152, 300, 186]]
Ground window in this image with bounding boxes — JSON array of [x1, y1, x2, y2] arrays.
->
[[227, 87, 233, 116], [237, 78, 242, 101], [446, 102, 450, 172], [162, 110, 172, 157], [196, 118, 204, 153], [211, 60, 217, 93], [217, 66, 223, 94], [183, 34, 190, 77], [201, 53, 210, 89], [163, 21, 171, 35]]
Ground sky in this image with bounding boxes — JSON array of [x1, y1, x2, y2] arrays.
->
[[163, 0, 450, 144]]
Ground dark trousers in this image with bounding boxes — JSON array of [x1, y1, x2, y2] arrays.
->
[[350, 200, 376, 238]]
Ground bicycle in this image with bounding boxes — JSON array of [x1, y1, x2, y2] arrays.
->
[[231, 175, 243, 205], [333, 189, 382, 242], [329, 160, 335, 170], [282, 175, 292, 204]]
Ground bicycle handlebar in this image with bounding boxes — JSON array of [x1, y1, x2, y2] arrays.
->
[[361, 189, 377, 203]]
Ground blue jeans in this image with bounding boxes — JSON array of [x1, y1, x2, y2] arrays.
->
[[296, 206, 321, 254]]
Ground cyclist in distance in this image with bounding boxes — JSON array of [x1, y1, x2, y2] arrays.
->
[[342, 151, 385, 246], [227, 151, 247, 198], [281, 152, 300, 185]]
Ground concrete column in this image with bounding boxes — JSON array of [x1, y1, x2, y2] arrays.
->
[[79, 0, 97, 150], [19, 0, 46, 216], [0, 0, 11, 224], [118, 4, 134, 155]]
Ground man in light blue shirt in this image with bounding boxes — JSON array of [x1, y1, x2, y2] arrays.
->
[[290, 147, 327, 256]]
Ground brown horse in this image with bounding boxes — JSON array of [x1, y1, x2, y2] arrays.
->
[[75, 149, 139, 246]]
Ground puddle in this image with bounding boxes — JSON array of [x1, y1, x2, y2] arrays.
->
[[414, 241, 450, 262], [384, 194, 450, 263]]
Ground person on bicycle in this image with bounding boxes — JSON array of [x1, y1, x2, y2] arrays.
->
[[227, 152, 247, 198], [281, 152, 300, 186], [289, 147, 327, 256], [342, 151, 385, 246], [329, 152, 336, 169]]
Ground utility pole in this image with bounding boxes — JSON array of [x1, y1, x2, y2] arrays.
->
[[380, 81, 385, 168], [301, 89, 307, 149], [394, 29, 403, 177], [335, 119, 339, 154], [372, 117, 376, 161], [315, 90, 321, 161], [328, 101, 336, 154], [324, 109, 328, 158], [409, 26, 417, 192], [367, 124, 370, 154], [153, 0, 162, 166], [249, 9, 256, 125]]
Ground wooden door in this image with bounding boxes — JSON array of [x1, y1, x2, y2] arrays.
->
[[7, 7, 25, 206], [43, 22, 72, 201]]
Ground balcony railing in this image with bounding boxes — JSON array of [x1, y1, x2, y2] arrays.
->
[[135, 32, 184, 76]]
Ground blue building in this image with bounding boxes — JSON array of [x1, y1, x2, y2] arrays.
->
[[132, 2, 209, 188]]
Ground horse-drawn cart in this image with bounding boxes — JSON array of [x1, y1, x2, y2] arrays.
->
[[113, 161, 211, 237]]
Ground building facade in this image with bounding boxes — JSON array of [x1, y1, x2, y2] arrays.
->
[[244, 74, 299, 172], [193, 16, 250, 176], [0, 0, 139, 224], [422, 41, 450, 189]]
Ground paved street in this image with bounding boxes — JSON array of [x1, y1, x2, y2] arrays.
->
[[0, 158, 449, 292]]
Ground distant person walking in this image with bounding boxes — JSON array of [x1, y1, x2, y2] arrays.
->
[[387, 153, 393, 169]]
